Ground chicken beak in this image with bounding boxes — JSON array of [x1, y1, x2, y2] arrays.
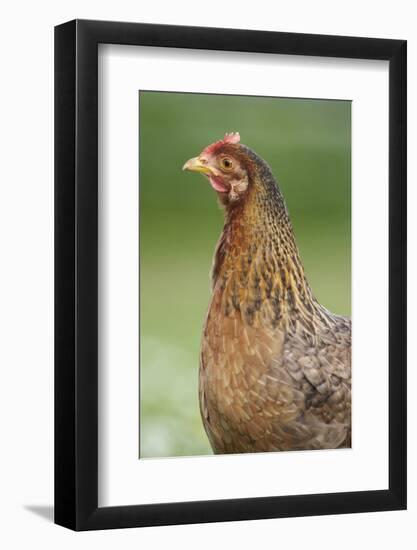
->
[[182, 157, 212, 175]]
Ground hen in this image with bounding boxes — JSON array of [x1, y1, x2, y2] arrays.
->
[[183, 133, 351, 454]]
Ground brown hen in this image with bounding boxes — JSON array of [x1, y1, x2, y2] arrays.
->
[[183, 132, 351, 454]]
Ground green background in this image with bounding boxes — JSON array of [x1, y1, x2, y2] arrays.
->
[[139, 91, 351, 458]]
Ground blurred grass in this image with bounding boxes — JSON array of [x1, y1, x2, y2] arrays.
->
[[139, 91, 351, 458]]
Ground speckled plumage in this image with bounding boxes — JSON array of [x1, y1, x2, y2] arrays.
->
[[186, 137, 351, 454]]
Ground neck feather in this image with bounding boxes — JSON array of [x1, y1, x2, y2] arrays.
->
[[211, 173, 320, 329]]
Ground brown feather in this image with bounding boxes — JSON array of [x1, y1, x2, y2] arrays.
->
[[196, 141, 351, 454]]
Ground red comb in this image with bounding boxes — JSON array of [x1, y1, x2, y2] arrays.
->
[[203, 132, 241, 155]]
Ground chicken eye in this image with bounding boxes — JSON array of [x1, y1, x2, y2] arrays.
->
[[220, 157, 233, 171]]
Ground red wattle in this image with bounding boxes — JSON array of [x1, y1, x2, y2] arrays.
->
[[209, 176, 227, 193]]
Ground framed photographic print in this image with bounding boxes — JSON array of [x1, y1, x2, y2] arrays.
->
[[55, 20, 406, 530]]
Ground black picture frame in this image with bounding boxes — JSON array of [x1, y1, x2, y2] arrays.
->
[[55, 19, 407, 531]]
